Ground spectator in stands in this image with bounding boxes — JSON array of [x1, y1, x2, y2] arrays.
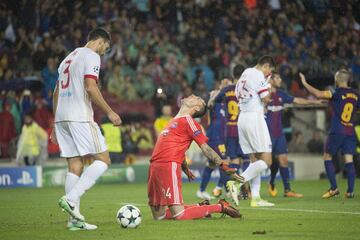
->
[[288, 130, 306, 153], [121, 125, 138, 165], [134, 71, 155, 100], [153, 104, 172, 137], [101, 117, 123, 163], [16, 113, 48, 166], [19, 89, 34, 119], [351, 56, 360, 83], [41, 57, 59, 104], [307, 130, 324, 154], [32, 98, 53, 130], [107, 63, 125, 98], [6, 91, 21, 134], [131, 121, 154, 151], [0, 101, 16, 158]]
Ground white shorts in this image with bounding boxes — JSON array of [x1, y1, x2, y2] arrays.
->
[[237, 112, 272, 154], [55, 121, 107, 158]]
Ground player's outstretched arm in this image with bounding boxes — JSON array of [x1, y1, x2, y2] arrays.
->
[[200, 143, 244, 182], [85, 78, 122, 126], [261, 94, 272, 105], [299, 73, 332, 99], [293, 97, 324, 105], [207, 90, 220, 108]]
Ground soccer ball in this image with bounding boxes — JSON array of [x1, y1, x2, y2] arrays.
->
[[116, 205, 142, 228]]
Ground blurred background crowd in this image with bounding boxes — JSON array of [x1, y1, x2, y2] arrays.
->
[[0, 0, 360, 166]]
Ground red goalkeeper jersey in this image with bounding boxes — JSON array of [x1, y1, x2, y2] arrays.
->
[[151, 115, 208, 164]]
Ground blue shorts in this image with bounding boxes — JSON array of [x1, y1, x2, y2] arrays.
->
[[324, 133, 356, 156], [208, 140, 227, 160], [227, 137, 249, 159], [271, 135, 288, 155]]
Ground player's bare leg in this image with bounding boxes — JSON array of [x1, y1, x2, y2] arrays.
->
[[343, 154, 355, 198], [322, 152, 340, 198], [278, 154, 303, 198], [150, 206, 167, 220]]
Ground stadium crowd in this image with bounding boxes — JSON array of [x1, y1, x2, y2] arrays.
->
[[0, 0, 360, 163]]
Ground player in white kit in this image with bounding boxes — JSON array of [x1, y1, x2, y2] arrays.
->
[[51, 28, 121, 230], [227, 56, 275, 207]]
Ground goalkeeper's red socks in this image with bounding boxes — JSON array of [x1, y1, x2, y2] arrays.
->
[[163, 204, 196, 219], [163, 204, 220, 220], [174, 204, 221, 220]]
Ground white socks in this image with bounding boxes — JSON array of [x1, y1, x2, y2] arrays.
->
[[65, 172, 79, 194], [250, 174, 261, 199], [66, 160, 108, 203], [241, 160, 268, 182], [65, 172, 80, 221]]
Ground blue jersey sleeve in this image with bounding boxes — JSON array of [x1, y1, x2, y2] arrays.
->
[[214, 87, 227, 103], [278, 90, 294, 104]]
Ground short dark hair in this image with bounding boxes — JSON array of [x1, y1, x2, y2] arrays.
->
[[232, 64, 245, 79], [192, 104, 207, 118], [87, 28, 111, 43], [257, 55, 275, 68], [271, 70, 280, 79]]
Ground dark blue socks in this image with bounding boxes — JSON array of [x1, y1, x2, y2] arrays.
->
[[345, 162, 355, 193], [324, 160, 337, 190], [199, 166, 213, 192]]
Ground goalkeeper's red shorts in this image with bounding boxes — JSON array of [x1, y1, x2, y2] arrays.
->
[[148, 162, 183, 206]]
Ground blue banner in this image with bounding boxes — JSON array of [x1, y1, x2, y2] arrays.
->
[[0, 166, 42, 188]]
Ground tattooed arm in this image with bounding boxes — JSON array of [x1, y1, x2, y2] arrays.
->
[[200, 143, 224, 166], [200, 143, 244, 182]]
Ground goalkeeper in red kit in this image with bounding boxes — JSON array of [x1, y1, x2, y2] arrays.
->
[[148, 95, 243, 220]]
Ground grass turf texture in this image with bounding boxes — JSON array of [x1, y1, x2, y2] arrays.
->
[[0, 179, 359, 240]]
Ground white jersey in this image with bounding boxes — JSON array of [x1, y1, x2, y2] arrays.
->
[[55, 47, 101, 122], [235, 67, 269, 114]]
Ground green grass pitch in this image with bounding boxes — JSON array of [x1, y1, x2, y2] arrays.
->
[[0, 179, 359, 240]]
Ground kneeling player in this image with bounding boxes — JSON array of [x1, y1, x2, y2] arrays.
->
[[148, 95, 242, 220]]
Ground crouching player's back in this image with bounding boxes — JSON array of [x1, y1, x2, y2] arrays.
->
[[148, 95, 243, 220]]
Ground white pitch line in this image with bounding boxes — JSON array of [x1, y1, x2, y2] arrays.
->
[[119, 202, 360, 216], [241, 207, 360, 216]]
